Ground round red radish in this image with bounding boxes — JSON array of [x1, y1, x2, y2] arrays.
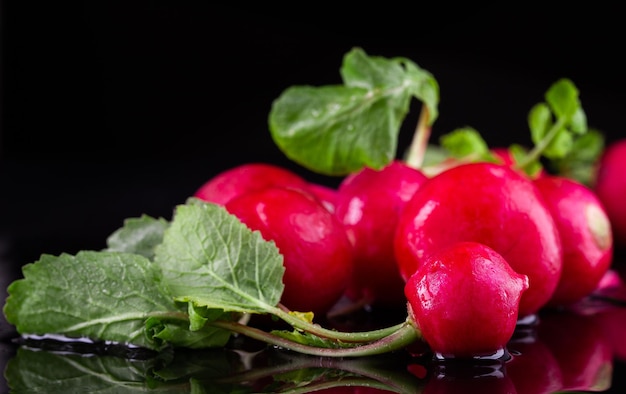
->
[[491, 147, 545, 178], [404, 241, 529, 359], [534, 175, 613, 306], [394, 162, 562, 318], [306, 182, 338, 213], [225, 186, 354, 316], [193, 162, 310, 205], [334, 160, 428, 307], [594, 138, 626, 248]]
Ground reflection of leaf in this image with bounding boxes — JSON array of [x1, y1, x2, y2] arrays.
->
[[218, 348, 426, 394], [6, 347, 162, 393], [5, 345, 426, 393], [152, 348, 244, 382]]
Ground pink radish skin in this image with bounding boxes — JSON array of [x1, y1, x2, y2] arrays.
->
[[306, 183, 338, 213], [394, 162, 563, 318], [193, 162, 310, 205], [491, 147, 546, 178], [404, 241, 529, 359], [334, 160, 428, 307], [225, 186, 354, 316], [534, 175, 613, 306], [594, 138, 626, 248]]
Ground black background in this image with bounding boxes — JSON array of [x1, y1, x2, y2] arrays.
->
[[1, 1, 626, 391], [2, 2, 625, 265]]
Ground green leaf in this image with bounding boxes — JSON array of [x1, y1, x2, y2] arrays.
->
[[153, 199, 285, 314], [105, 214, 170, 260], [544, 78, 587, 135], [269, 47, 439, 176], [518, 78, 589, 172], [3, 251, 180, 350], [509, 144, 543, 177], [528, 103, 553, 146], [145, 315, 231, 349], [570, 107, 588, 134], [545, 78, 580, 120], [548, 128, 605, 185], [543, 128, 574, 159], [439, 127, 495, 161]]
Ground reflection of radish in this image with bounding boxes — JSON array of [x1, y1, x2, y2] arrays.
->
[[225, 187, 354, 316], [534, 176, 613, 306], [596, 306, 626, 362], [422, 368, 516, 394], [594, 139, 626, 248], [395, 162, 562, 318], [506, 336, 563, 394], [404, 241, 528, 359], [538, 310, 613, 392], [334, 161, 428, 307]]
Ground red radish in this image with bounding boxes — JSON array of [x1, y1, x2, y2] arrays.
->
[[594, 138, 626, 248], [394, 162, 563, 318], [193, 162, 310, 205], [491, 147, 518, 167], [333, 160, 428, 307], [224, 186, 354, 316], [491, 147, 545, 178], [404, 241, 529, 359], [306, 182, 339, 213], [534, 175, 613, 306]]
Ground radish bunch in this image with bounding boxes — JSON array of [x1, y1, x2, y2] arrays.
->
[[193, 158, 614, 359], [188, 49, 620, 360]]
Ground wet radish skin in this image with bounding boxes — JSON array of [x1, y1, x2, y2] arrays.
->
[[225, 186, 354, 315], [534, 175, 613, 306], [334, 160, 428, 307], [193, 162, 310, 205], [307, 182, 339, 213], [404, 241, 529, 359], [594, 138, 626, 248], [394, 162, 563, 318]]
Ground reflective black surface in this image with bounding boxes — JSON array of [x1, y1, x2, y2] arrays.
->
[[1, 285, 626, 392]]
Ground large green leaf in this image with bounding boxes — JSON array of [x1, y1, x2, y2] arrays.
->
[[153, 200, 285, 314], [4, 251, 180, 350], [269, 47, 439, 176]]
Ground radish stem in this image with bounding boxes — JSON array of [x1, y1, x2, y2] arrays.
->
[[405, 105, 431, 169], [210, 318, 421, 358]]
